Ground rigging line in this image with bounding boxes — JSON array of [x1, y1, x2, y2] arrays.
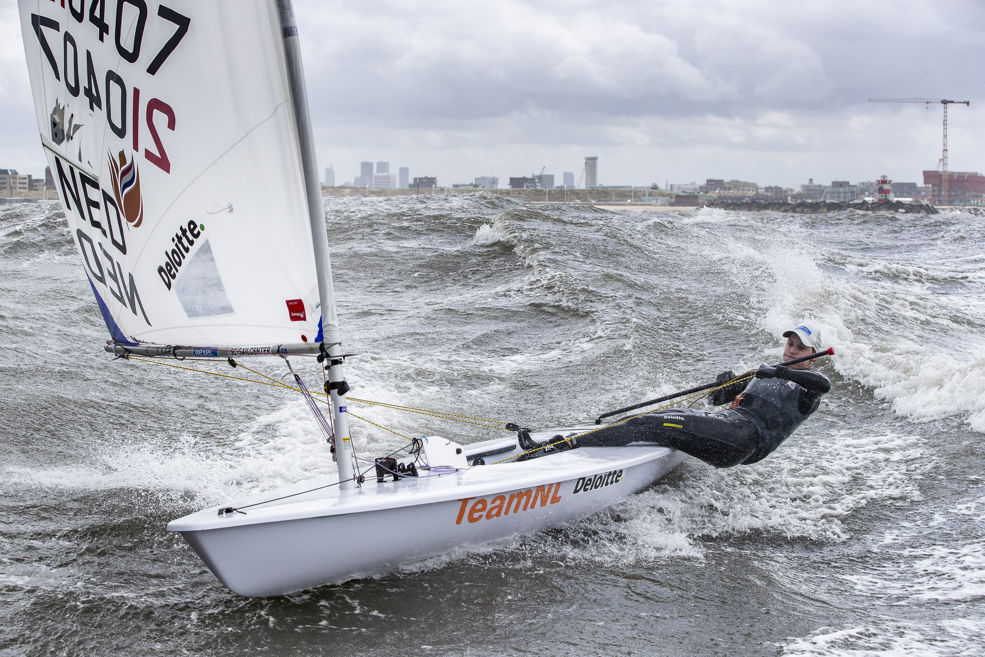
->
[[122, 355, 474, 444], [232, 358, 510, 429], [352, 443, 418, 480], [122, 355, 298, 391], [124, 354, 522, 447], [496, 373, 755, 464], [232, 475, 353, 512], [233, 359, 299, 389], [347, 410, 416, 442], [284, 358, 335, 446], [346, 397, 509, 429]]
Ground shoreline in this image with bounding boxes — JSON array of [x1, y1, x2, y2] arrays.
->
[[591, 203, 698, 212]]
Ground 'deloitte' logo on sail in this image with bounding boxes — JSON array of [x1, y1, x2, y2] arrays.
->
[[157, 220, 205, 290]]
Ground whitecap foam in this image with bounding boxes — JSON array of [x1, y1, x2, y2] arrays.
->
[[2, 434, 242, 500], [1, 397, 342, 506], [686, 206, 757, 226], [780, 621, 982, 657], [833, 334, 985, 433], [631, 430, 928, 547], [472, 222, 510, 247]]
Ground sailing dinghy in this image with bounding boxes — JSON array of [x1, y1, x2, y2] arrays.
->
[[19, 0, 684, 596]]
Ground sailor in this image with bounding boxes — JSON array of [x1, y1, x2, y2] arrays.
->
[[523, 324, 831, 467]]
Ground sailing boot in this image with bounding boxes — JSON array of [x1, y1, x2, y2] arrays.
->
[[517, 428, 539, 451], [517, 433, 575, 460], [549, 435, 576, 452]]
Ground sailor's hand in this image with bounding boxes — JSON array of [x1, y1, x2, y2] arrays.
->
[[755, 364, 777, 379], [709, 370, 742, 405], [756, 364, 792, 380]]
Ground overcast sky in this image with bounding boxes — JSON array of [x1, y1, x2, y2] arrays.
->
[[2, 0, 983, 189]]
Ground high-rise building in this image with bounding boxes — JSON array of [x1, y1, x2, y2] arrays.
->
[[359, 161, 374, 188], [376, 161, 389, 175], [584, 156, 598, 189], [399, 167, 409, 188], [324, 166, 335, 187], [563, 172, 574, 189]]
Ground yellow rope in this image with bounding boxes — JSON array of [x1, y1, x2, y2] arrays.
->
[[118, 354, 508, 441], [346, 411, 416, 442], [122, 355, 298, 391], [346, 397, 506, 430]]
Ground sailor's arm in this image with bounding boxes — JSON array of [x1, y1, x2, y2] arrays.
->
[[767, 365, 830, 394], [755, 364, 831, 414]]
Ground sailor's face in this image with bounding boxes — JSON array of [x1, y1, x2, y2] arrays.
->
[[784, 335, 814, 369]]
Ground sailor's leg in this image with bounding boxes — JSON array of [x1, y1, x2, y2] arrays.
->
[[576, 409, 758, 468]]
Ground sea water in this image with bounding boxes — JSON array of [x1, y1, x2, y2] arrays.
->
[[1, 196, 983, 656]]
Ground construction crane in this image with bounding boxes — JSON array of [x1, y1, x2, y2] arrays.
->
[[868, 98, 970, 204]]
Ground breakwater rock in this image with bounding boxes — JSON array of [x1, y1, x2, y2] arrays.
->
[[706, 199, 939, 214]]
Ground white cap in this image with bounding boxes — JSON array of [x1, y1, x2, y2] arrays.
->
[[783, 323, 822, 351]]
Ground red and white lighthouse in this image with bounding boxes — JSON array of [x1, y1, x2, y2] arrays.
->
[[877, 175, 893, 203]]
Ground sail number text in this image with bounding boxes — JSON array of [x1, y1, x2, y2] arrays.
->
[[30, 1, 190, 174]]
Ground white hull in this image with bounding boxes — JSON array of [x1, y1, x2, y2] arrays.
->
[[168, 431, 685, 597]]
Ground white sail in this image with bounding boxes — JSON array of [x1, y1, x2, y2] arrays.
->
[[18, 0, 336, 352]]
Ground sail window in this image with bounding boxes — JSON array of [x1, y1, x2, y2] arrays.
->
[[174, 241, 234, 317]]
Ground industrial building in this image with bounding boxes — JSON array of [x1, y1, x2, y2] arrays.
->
[[922, 170, 985, 205]]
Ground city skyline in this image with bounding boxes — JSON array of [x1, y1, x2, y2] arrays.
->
[[323, 156, 932, 193], [1, 1, 982, 189]]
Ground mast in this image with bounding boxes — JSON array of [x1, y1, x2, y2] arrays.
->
[[276, 0, 357, 489]]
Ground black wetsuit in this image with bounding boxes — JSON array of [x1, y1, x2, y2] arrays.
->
[[575, 365, 831, 467]]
